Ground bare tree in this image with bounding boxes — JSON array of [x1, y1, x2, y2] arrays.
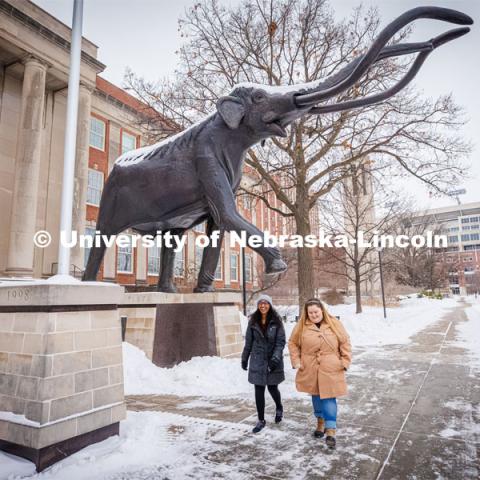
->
[[385, 211, 448, 291], [318, 167, 410, 313], [124, 0, 470, 306]]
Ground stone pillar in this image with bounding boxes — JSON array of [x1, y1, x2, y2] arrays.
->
[[103, 245, 117, 282], [136, 243, 147, 285], [5, 57, 47, 277], [0, 281, 126, 472], [71, 84, 93, 274], [118, 292, 244, 367]]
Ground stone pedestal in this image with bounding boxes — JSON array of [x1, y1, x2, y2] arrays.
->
[[119, 292, 244, 367], [0, 280, 126, 472]]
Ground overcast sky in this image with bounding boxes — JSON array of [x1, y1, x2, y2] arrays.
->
[[32, 0, 479, 209]]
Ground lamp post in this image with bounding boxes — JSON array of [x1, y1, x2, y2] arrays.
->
[[241, 246, 247, 316], [377, 247, 387, 319]]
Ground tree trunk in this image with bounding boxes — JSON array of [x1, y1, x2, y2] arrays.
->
[[296, 210, 315, 308], [355, 266, 362, 314]]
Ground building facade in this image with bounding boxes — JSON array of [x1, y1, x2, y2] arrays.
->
[[0, 0, 349, 304], [412, 202, 480, 295]]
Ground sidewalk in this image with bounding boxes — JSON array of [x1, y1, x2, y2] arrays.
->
[[125, 303, 479, 479]]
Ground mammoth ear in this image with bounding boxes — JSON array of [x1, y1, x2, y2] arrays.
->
[[216, 96, 245, 129]]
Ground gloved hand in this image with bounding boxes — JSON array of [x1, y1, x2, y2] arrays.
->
[[241, 360, 248, 371], [268, 357, 279, 372]]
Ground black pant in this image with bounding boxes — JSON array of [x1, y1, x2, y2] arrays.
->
[[254, 384, 282, 421]]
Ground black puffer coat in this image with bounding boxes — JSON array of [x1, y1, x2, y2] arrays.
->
[[241, 312, 286, 386]]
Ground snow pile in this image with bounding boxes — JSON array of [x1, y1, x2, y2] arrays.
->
[[123, 342, 251, 396], [454, 300, 480, 367]]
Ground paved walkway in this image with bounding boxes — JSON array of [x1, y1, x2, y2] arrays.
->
[[126, 302, 479, 479]]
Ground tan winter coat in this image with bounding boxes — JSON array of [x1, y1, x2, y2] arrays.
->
[[288, 320, 352, 398]]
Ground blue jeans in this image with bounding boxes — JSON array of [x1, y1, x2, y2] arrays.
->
[[311, 396, 337, 429]]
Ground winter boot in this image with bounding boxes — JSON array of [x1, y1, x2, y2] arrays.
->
[[252, 420, 266, 433], [314, 418, 325, 438], [325, 428, 336, 449], [275, 408, 283, 424]]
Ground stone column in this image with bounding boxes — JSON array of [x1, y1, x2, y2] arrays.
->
[[0, 281, 126, 472], [5, 57, 48, 277], [71, 84, 93, 274], [136, 243, 147, 285]]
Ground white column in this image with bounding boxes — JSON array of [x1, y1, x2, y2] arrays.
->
[[136, 243, 147, 284], [6, 57, 47, 277], [71, 83, 93, 273]]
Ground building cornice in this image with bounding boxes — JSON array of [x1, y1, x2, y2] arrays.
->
[[0, 0, 105, 73]]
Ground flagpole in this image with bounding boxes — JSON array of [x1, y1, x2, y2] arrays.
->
[[55, 0, 84, 278]]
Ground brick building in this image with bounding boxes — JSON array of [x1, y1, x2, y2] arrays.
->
[[0, 0, 346, 304], [412, 201, 480, 295]]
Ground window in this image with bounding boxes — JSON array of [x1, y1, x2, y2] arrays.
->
[[461, 234, 470, 242], [245, 254, 253, 282], [193, 222, 205, 233], [230, 253, 238, 281], [195, 245, 203, 274], [243, 195, 253, 210], [464, 266, 474, 273], [89, 117, 106, 150], [461, 217, 470, 224], [117, 236, 133, 274], [471, 233, 480, 241], [448, 227, 459, 232], [215, 251, 223, 280], [448, 235, 458, 244], [470, 225, 479, 231], [147, 246, 161, 275], [83, 227, 96, 268], [174, 250, 184, 277], [121, 131, 137, 154], [470, 216, 479, 223], [86, 169, 104, 206], [464, 244, 480, 251]]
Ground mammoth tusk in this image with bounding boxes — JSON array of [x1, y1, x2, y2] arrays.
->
[[307, 26, 471, 115], [294, 7, 473, 107]]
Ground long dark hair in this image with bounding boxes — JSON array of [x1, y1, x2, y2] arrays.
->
[[249, 304, 282, 328]]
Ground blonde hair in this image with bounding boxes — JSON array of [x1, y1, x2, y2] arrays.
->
[[290, 298, 347, 347]]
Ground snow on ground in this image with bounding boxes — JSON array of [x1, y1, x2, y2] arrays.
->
[[278, 296, 459, 347], [439, 398, 480, 440], [0, 411, 243, 480], [124, 342, 299, 398], [124, 297, 459, 397], [453, 299, 480, 367]]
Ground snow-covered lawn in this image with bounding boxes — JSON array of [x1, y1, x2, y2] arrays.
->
[[281, 296, 460, 347]]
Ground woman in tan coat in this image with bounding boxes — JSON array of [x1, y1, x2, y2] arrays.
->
[[288, 298, 352, 449]]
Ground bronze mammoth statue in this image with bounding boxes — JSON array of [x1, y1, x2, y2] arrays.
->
[[83, 7, 472, 292]]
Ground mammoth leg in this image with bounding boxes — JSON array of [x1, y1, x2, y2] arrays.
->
[[194, 217, 225, 293], [199, 155, 286, 275], [157, 229, 185, 293], [82, 241, 106, 281]]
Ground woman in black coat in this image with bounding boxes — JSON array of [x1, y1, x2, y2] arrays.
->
[[241, 294, 286, 433]]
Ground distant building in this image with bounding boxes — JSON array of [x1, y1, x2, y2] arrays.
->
[[411, 201, 480, 295]]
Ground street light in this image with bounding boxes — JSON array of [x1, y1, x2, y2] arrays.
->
[[377, 247, 387, 319]]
